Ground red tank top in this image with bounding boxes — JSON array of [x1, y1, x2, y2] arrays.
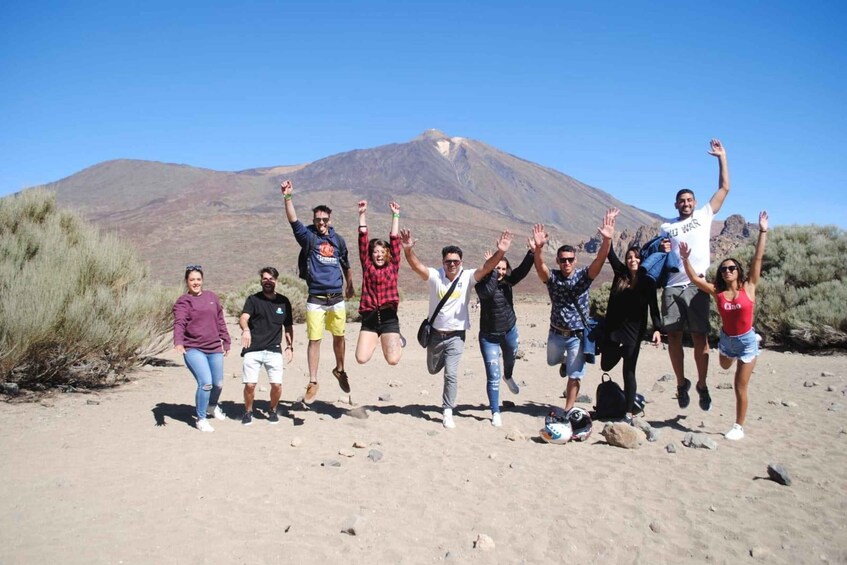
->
[[716, 287, 754, 336]]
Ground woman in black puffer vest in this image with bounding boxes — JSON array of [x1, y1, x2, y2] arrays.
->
[[474, 246, 535, 427]]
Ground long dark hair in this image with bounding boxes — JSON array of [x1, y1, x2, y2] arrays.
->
[[715, 257, 746, 293], [611, 246, 641, 295]]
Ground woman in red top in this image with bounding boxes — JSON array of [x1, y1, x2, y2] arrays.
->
[[355, 200, 404, 366], [679, 211, 769, 441]]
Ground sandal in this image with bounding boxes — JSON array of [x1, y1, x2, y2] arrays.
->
[[304, 381, 319, 404], [333, 367, 351, 393]]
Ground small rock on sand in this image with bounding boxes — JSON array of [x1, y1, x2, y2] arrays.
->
[[473, 533, 495, 551], [767, 463, 792, 486]]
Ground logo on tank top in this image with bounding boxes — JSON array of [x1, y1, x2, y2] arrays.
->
[[722, 302, 741, 311]]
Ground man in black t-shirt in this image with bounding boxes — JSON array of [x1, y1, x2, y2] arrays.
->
[[239, 267, 294, 425]]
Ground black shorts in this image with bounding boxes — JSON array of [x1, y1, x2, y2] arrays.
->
[[360, 308, 400, 336]]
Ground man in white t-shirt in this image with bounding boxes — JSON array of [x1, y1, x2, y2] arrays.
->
[[401, 229, 513, 429], [659, 138, 730, 412]]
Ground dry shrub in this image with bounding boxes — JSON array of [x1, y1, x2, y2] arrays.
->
[[0, 190, 174, 392]]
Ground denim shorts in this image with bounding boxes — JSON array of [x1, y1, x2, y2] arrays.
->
[[242, 350, 284, 384], [719, 328, 759, 364], [546, 331, 585, 379]]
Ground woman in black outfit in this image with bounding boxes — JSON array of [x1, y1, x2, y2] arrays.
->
[[601, 245, 663, 424], [475, 246, 535, 427]]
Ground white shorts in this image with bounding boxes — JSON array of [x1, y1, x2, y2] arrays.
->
[[242, 350, 284, 384]]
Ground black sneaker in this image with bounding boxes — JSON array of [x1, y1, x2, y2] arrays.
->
[[241, 412, 253, 426], [697, 384, 712, 412], [268, 410, 279, 424], [677, 378, 691, 409]]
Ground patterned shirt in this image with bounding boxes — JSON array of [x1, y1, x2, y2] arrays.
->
[[546, 267, 593, 330], [358, 229, 401, 313]]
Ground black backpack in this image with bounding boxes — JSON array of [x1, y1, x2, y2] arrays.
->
[[593, 373, 627, 421]]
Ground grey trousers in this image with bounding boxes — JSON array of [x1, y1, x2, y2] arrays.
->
[[427, 331, 466, 410]]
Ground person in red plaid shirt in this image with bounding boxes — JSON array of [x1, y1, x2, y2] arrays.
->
[[355, 199, 405, 365]]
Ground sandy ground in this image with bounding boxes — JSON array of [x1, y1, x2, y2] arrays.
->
[[2, 300, 847, 564]]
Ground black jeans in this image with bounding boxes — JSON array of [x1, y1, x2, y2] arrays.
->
[[600, 339, 641, 415]]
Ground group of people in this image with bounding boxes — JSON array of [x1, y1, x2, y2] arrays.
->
[[173, 138, 769, 441]]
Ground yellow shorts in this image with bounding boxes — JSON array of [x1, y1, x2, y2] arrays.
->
[[305, 300, 347, 340]]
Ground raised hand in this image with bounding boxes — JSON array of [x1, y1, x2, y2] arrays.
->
[[483, 249, 493, 261], [399, 228, 416, 249], [678, 241, 692, 260], [496, 230, 514, 252], [280, 180, 293, 197], [759, 210, 769, 232], [389, 201, 400, 214], [598, 207, 619, 239], [707, 138, 726, 158], [532, 223, 548, 249], [358, 200, 368, 214]]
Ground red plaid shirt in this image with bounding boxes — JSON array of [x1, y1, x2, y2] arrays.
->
[[358, 229, 401, 313]]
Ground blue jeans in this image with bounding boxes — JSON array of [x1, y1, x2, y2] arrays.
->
[[546, 332, 585, 379], [479, 325, 519, 414], [183, 349, 224, 420]]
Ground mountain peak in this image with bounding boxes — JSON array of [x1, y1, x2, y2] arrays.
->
[[414, 129, 450, 141]]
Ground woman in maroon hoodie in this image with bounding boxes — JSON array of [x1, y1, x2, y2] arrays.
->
[[173, 266, 231, 432]]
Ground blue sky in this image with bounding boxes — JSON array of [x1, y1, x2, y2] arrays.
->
[[2, 1, 845, 227]]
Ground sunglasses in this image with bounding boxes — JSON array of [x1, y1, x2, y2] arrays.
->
[[313, 217, 330, 224], [185, 264, 202, 271], [443, 259, 462, 265], [557, 257, 576, 264], [719, 265, 738, 273]]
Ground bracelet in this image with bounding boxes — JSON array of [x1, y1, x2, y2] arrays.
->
[[760, 229, 768, 233], [392, 213, 400, 218], [283, 195, 292, 201], [285, 346, 292, 351], [359, 225, 367, 228]]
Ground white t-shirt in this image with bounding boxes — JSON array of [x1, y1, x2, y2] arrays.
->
[[426, 268, 477, 331], [660, 204, 714, 287]]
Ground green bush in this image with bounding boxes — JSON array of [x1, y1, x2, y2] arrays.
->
[[0, 189, 174, 392], [223, 273, 361, 324]]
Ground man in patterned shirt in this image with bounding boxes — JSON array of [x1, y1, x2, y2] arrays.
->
[[532, 209, 617, 413]]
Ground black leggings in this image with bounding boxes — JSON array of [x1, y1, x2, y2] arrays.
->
[[600, 339, 641, 414]]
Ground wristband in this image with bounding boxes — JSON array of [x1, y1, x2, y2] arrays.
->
[[392, 213, 400, 218], [283, 195, 292, 201], [760, 229, 768, 233], [359, 225, 367, 228], [285, 346, 292, 351]]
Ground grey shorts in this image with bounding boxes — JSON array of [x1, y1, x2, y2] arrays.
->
[[662, 285, 711, 334]]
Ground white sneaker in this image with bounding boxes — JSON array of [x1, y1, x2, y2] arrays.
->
[[443, 409, 456, 429], [491, 412, 502, 427], [197, 419, 215, 433], [210, 405, 226, 421], [503, 377, 520, 395], [725, 423, 744, 440]]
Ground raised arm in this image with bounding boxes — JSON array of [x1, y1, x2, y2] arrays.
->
[[747, 211, 768, 289], [678, 242, 715, 296], [474, 230, 513, 282], [358, 200, 368, 233], [531, 223, 551, 283], [505, 248, 535, 286], [389, 201, 400, 236], [280, 180, 298, 223], [707, 139, 730, 214], [400, 228, 430, 281], [587, 208, 618, 280]]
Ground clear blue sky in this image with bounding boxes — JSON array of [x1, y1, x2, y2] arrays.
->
[[2, 1, 845, 227]]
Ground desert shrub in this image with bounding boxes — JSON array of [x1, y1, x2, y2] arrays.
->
[[589, 282, 611, 318], [223, 273, 361, 324], [0, 189, 174, 392]]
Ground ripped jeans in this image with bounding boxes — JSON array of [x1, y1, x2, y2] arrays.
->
[[479, 325, 519, 414], [183, 348, 224, 420]]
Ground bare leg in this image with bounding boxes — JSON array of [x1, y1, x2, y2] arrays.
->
[[564, 378, 580, 412], [333, 334, 346, 372], [243, 383, 256, 412], [734, 358, 756, 426], [691, 332, 710, 389], [355, 331, 379, 364], [667, 331, 686, 387], [307, 340, 321, 382], [719, 353, 734, 370], [381, 333, 403, 366], [269, 383, 282, 412]]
